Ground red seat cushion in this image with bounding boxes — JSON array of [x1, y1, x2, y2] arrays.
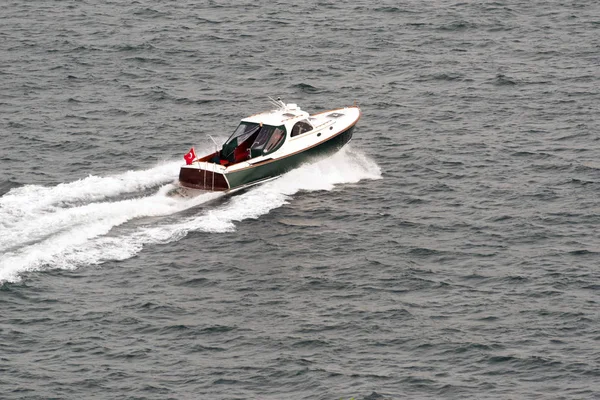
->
[[233, 146, 249, 163]]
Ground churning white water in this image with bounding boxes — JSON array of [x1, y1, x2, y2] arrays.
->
[[0, 147, 380, 283]]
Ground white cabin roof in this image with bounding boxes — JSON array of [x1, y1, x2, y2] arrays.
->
[[241, 103, 310, 127]]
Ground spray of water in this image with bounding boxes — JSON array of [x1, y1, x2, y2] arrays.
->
[[0, 147, 381, 283]]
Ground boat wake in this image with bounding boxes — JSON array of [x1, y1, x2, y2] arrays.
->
[[0, 147, 381, 284]]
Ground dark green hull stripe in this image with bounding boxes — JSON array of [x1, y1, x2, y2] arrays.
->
[[225, 125, 355, 189]]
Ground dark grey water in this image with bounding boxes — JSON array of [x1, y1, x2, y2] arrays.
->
[[2, 1, 600, 399]]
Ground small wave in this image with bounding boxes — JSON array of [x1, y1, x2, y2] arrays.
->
[[125, 56, 169, 65], [437, 20, 478, 31], [7, 121, 26, 128], [132, 7, 168, 17], [291, 83, 322, 94], [373, 7, 403, 13], [113, 43, 156, 52], [491, 74, 518, 86], [364, 391, 388, 400], [193, 17, 222, 24], [174, 98, 228, 106], [432, 72, 464, 81], [407, 247, 444, 256], [406, 24, 428, 31], [553, 131, 591, 141], [67, 45, 101, 53], [0, 179, 20, 197], [567, 249, 597, 256], [177, 277, 211, 287], [575, 162, 600, 172], [488, 355, 517, 364], [414, 72, 465, 83], [566, 178, 596, 187], [510, 151, 552, 159]]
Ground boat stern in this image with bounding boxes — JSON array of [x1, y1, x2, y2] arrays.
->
[[179, 163, 230, 191]]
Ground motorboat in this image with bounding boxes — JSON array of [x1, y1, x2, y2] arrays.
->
[[179, 98, 361, 191]]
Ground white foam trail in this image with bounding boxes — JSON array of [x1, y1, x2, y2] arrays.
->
[[0, 161, 181, 227], [0, 147, 381, 284], [0, 184, 220, 253], [0, 188, 223, 283]]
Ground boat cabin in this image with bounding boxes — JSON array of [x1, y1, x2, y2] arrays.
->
[[212, 103, 313, 166]]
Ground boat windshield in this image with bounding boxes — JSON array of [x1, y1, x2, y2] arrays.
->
[[250, 125, 285, 157], [225, 123, 260, 147], [221, 122, 260, 158], [220, 123, 286, 163], [251, 126, 275, 151]]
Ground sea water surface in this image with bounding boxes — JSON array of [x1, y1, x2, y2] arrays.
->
[[1, 1, 599, 399]]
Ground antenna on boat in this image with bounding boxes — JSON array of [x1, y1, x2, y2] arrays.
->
[[207, 134, 219, 149], [206, 134, 219, 192], [207, 134, 219, 160], [206, 133, 219, 151], [268, 96, 286, 110]]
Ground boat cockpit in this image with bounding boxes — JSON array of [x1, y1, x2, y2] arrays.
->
[[216, 122, 286, 165]]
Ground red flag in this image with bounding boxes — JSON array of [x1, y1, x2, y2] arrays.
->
[[184, 147, 196, 165]]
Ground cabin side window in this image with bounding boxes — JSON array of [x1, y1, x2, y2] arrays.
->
[[250, 126, 273, 152], [264, 127, 285, 153], [291, 120, 313, 137], [249, 125, 286, 157]]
